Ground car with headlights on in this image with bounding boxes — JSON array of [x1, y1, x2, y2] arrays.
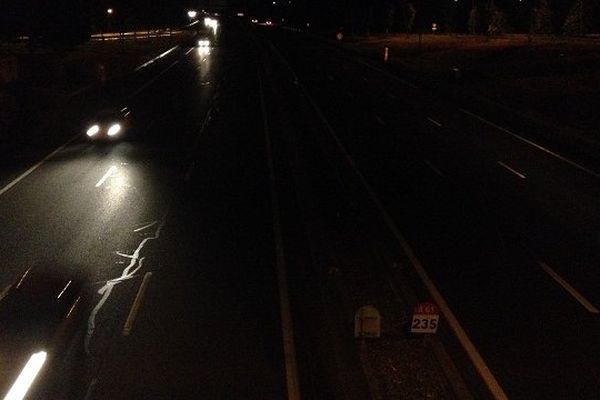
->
[[85, 107, 131, 140], [0, 267, 87, 400]]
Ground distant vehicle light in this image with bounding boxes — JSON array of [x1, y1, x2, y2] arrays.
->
[[266, 20, 272, 25], [198, 39, 210, 47], [237, 12, 244, 17], [252, 19, 258, 23], [107, 123, 121, 137], [86, 124, 100, 137], [204, 17, 219, 32], [4, 351, 48, 400]]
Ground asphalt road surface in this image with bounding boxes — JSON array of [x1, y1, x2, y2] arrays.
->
[[2, 18, 600, 400], [0, 21, 291, 399], [260, 26, 600, 399]]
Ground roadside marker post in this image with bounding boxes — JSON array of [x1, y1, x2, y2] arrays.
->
[[354, 306, 381, 339]]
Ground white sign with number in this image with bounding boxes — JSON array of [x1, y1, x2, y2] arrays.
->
[[411, 302, 440, 334]]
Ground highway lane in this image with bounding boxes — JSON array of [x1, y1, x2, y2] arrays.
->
[[261, 27, 600, 399], [0, 21, 291, 399], [86, 22, 290, 399], [0, 41, 219, 292]]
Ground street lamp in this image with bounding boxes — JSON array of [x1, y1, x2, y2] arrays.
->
[[187, 10, 198, 19], [106, 8, 114, 38]]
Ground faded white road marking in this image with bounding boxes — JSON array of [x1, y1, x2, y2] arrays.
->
[[0, 284, 11, 301], [134, 45, 179, 71], [134, 220, 158, 232], [424, 159, 444, 177], [497, 161, 526, 180], [122, 272, 153, 336], [95, 166, 117, 188], [85, 213, 167, 353], [540, 261, 599, 314], [460, 108, 600, 180], [427, 117, 443, 127]]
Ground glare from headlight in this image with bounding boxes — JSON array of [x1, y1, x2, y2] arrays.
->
[[198, 39, 210, 47], [107, 123, 121, 136], [4, 351, 48, 400], [86, 124, 100, 137]]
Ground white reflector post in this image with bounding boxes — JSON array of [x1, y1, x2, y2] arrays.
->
[[4, 351, 48, 400]]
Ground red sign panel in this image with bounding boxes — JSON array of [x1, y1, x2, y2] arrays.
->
[[414, 302, 439, 315]]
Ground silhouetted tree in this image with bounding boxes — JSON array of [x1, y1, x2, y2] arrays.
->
[[385, 1, 397, 33], [562, 0, 598, 35], [487, 0, 510, 34], [406, 2, 417, 32], [532, 0, 553, 34]]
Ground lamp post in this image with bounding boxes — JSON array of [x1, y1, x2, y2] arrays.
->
[[105, 8, 114, 40]]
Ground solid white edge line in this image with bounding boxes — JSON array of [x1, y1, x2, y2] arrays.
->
[[273, 42, 509, 396], [539, 261, 599, 314], [0, 135, 77, 197], [122, 271, 153, 336], [497, 161, 527, 180], [460, 108, 600, 180], [427, 117, 443, 128], [95, 166, 118, 188], [256, 62, 302, 400], [134, 45, 179, 71]]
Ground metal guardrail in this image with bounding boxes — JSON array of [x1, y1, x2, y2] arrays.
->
[[90, 30, 183, 41]]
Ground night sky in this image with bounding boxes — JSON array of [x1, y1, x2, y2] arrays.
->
[[0, 0, 594, 41]]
